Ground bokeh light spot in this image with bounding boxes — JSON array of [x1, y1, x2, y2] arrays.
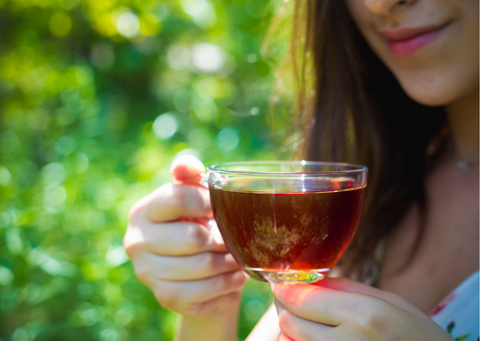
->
[[76, 152, 89, 173], [181, 0, 216, 28], [193, 77, 220, 99], [194, 99, 217, 122], [152, 112, 178, 139], [139, 13, 161, 36], [192, 43, 226, 73], [105, 245, 128, 267], [173, 89, 196, 112], [49, 12, 72, 37], [216, 127, 240, 152], [114, 9, 140, 38], [100, 327, 120, 341], [6, 228, 22, 254], [0, 166, 12, 185], [11, 327, 34, 341], [0, 265, 14, 286], [166, 44, 190, 70], [0, 208, 14, 228], [44, 185, 67, 212], [56, 135, 76, 155], [41, 162, 66, 185], [90, 43, 115, 70], [70, 306, 100, 326], [93, 12, 117, 37], [75, 67, 94, 86], [244, 299, 265, 322], [27, 248, 76, 277]]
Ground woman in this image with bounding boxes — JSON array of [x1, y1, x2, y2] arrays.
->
[[123, 0, 479, 340]]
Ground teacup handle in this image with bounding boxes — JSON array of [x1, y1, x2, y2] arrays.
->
[[199, 172, 209, 188]]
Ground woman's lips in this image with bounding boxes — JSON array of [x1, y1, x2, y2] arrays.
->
[[381, 23, 450, 56]]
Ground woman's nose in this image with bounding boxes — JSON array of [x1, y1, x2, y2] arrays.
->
[[364, 0, 415, 15]]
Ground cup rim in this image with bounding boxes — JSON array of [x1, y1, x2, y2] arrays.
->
[[206, 160, 368, 175]]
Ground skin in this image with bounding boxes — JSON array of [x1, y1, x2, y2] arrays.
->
[[124, 0, 479, 340]]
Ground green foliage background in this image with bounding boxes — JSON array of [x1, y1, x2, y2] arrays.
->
[[0, 0, 285, 339]]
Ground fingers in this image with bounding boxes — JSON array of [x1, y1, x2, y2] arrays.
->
[[272, 283, 344, 326], [124, 155, 247, 321], [185, 291, 242, 318], [276, 300, 332, 341], [313, 278, 413, 312], [137, 252, 241, 281], [271, 280, 387, 326], [170, 155, 205, 185], [132, 183, 211, 222], [125, 220, 227, 256], [153, 270, 247, 314]]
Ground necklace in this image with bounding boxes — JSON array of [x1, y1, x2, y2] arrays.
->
[[457, 156, 479, 172]]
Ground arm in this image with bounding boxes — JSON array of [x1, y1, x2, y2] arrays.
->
[[175, 311, 240, 341], [245, 303, 281, 341]]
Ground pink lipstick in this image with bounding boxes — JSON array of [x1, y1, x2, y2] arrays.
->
[[382, 23, 449, 56]]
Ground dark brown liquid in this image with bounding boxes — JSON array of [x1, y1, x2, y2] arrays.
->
[[210, 183, 366, 274]]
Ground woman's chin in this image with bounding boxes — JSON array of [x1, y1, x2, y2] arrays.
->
[[407, 93, 450, 107], [398, 72, 479, 108], [401, 85, 463, 108]]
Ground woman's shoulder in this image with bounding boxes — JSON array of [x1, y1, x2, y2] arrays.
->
[[429, 271, 479, 341]]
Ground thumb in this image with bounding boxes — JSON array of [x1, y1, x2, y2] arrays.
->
[[312, 277, 415, 312], [170, 155, 205, 185]]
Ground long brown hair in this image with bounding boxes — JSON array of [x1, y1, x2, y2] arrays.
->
[[271, 0, 447, 273]]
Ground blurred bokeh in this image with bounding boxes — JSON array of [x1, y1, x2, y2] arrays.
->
[[0, 0, 286, 339]]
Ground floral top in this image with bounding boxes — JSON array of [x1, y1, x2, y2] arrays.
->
[[353, 242, 479, 341], [429, 271, 479, 341]]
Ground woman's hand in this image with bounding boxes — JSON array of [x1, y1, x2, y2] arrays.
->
[[272, 278, 454, 341], [123, 155, 247, 321]]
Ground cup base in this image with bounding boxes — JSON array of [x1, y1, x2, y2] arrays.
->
[[244, 268, 329, 284]]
